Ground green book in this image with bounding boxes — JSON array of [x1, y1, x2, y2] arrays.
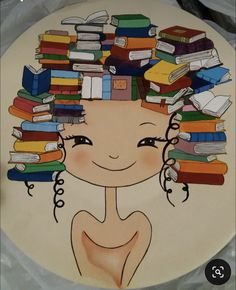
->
[[17, 89, 55, 104], [54, 94, 81, 100], [147, 89, 179, 97], [15, 161, 66, 173], [131, 77, 139, 100], [168, 149, 216, 162], [35, 54, 68, 60], [156, 50, 177, 64], [175, 110, 216, 122], [146, 88, 188, 105], [111, 14, 151, 28]]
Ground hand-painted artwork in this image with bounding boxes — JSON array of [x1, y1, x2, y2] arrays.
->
[[7, 10, 232, 289]]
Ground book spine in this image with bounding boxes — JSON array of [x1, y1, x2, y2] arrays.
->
[[168, 149, 212, 162], [159, 32, 189, 43], [117, 18, 151, 28], [7, 168, 56, 182], [21, 121, 62, 132], [156, 50, 176, 64], [102, 75, 111, 100], [189, 132, 226, 142]]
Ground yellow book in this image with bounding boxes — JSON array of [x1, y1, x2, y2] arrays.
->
[[51, 77, 80, 86], [102, 51, 111, 57], [144, 60, 189, 85], [99, 56, 108, 64], [14, 140, 58, 153], [39, 34, 71, 44]]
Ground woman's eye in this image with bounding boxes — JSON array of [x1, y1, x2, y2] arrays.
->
[[72, 136, 93, 147], [137, 137, 158, 148]]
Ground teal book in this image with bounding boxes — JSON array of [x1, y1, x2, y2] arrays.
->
[[168, 149, 216, 162], [156, 50, 177, 64], [15, 161, 66, 173], [54, 94, 81, 100], [17, 89, 55, 104], [111, 14, 151, 28], [175, 110, 216, 122]]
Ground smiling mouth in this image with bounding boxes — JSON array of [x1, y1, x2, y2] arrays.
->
[[92, 161, 136, 172]]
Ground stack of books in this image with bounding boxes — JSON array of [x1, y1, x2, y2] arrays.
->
[[8, 66, 66, 182], [99, 33, 115, 64], [36, 30, 76, 71], [105, 14, 157, 75], [62, 11, 109, 73]]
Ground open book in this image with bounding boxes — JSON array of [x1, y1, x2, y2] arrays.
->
[[189, 49, 221, 71], [189, 91, 232, 117], [61, 10, 109, 25]]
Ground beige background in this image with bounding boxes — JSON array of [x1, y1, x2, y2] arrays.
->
[[0, 0, 235, 288]]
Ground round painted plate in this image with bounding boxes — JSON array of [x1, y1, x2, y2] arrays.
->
[[1, 0, 235, 288]]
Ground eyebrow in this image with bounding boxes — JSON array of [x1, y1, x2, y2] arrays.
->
[[139, 122, 157, 126]]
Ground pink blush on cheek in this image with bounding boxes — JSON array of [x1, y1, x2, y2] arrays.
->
[[139, 150, 162, 170], [68, 150, 91, 169]]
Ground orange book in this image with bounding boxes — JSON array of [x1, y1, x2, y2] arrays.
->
[[174, 160, 228, 174], [8, 105, 52, 122], [9, 150, 62, 164], [141, 100, 184, 115], [114, 37, 157, 49], [179, 119, 224, 132], [39, 59, 70, 64], [70, 35, 77, 43], [54, 100, 81, 105]]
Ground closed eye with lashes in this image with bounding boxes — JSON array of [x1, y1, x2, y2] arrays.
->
[[64, 135, 93, 147], [137, 137, 166, 148]]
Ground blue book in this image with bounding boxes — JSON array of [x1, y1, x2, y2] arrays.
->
[[191, 76, 214, 93], [196, 67, 231, 85], [51, 70, 81, 79], [7, 168, 58, 182], [102, 75, 111, 100], [115, 24, 157, 37], [21, 121, 64, 132], [54, 104, 83, 110], [149, 59, 161, 66], [109, 63, 152, 76], [179, 132, 226, 142], [101, 44, 113, 51], [22, 65, 51, 96]]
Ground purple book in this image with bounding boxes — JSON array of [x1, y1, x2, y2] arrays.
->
[[175, 138, 226, 155], [53, 108, 84, 117], [157, 37, 214, 55]]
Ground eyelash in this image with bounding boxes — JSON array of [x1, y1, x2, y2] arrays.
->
[[64, 135, 93, 147], [137, 137, 165, 148]]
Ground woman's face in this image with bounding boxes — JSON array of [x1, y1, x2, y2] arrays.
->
[[61, 100, 169, 187]]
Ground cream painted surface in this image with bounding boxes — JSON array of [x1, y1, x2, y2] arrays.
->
[[0, 0, 235, 288]]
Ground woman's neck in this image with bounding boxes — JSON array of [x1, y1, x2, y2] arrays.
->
[[104, 187, 121, 222]]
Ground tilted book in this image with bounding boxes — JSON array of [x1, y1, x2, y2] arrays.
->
[[9, 105, 52, 122], [110, 45, 152, 61], [12, 127, 59, 141], [14, 140, 58, 153], [196, 66, 231, 85], [9, 150, 63, 164], [156, 37, 214, 55], [141, 99, 184, 115], [15, 161, 66, 173], [145, 88, 188, 105], [189, 91, 232, 117], [22, 65, 51, 96], [7, 168, 60, 182], [174, 111, 216, 122], [111, 14, 151, 28], [21, 121, 64, 132], [150, 76, 192, 94], [13, 97, 50, 113], [159, 25, 206, 43]]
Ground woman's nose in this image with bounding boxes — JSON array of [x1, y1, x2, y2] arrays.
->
[[109, 154, 119, 159]]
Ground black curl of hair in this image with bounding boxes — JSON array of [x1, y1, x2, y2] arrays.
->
[[158, 112, 190, 206]]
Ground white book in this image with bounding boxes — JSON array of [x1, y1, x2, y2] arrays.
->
[[73, 63, 104, 72], [77, 33, 101, 41], [189, 91, 232, 117], [91, 77, 102, 99], [61, 10, 109, 25], [81, 76, 92, 99], [156, 40, 175, 54], [175, 49, 213, 64], [190, 49, 221, 71], [69, 51, 97, 61], [128, 49, 152, 60], [76, 41, 101, 50], [75, 24, 104, 33]]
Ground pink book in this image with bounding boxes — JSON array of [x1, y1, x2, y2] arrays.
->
[[38, 47, 68, 56], [182, 105, 197, 112], [111, 75, 132, 100], [45, 30, 69, 36]]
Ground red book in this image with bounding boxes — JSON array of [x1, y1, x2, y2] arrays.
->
[[12, 127, 59, 141], [169, 168, 224, 185], [49, 90, 80, 95], [42, 63, 73, 70], [40, 41, 69, 50], [150, 76, 192, 94], [105, 33, 115, 40], [111, 45, 152, 61], [159, 26, 206, 44], [13, 97, 51, 114], [36, 47, 68, 56], [50, 85, 82, 91]]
